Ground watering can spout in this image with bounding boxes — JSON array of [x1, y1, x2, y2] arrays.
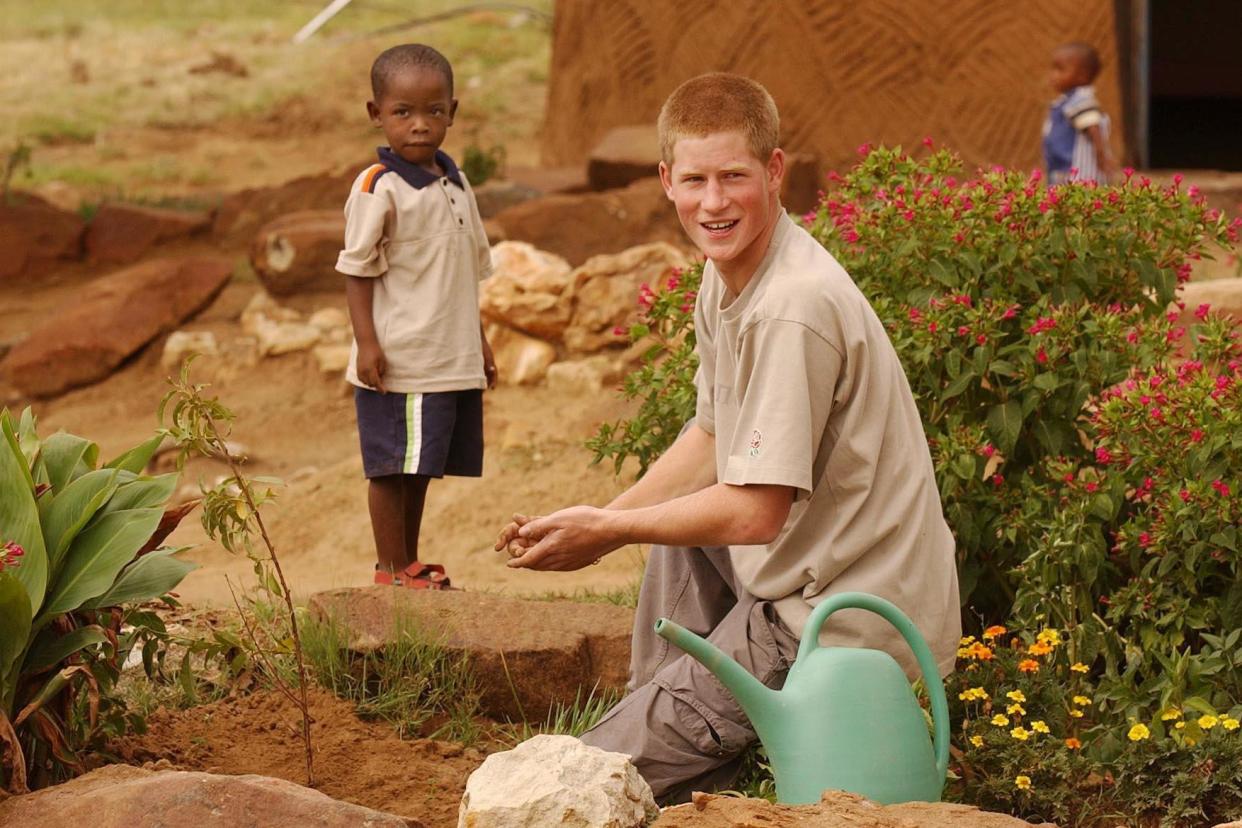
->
[[654, 618, 775, 723]]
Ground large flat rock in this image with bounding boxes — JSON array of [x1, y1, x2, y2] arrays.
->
[[1, 255, 232, 397], [85, 202, 210, 264], [308, 586, 634, 722], [249, 209, 346, 296], [0, 764, 408, 827], [0, 197, 85, 282]]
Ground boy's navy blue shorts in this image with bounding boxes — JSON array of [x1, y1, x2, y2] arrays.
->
[[353, 387, 483, 479]]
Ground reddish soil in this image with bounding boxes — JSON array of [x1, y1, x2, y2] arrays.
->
[[111, 689, 486, 828]]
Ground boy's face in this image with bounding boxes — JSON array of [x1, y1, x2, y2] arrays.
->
[[1049, 49, 1087, 94], [367, 66, 457, 170], [658, 130, 784, 275]]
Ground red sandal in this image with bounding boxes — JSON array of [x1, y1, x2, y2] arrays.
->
[[397, 562, 455, 590]]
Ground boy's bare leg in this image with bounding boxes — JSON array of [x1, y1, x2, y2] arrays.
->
[[368, 475, 406, 573], [402, 474, 431, 567]]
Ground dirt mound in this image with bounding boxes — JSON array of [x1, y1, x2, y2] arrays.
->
[[111, 688, 484, 828]]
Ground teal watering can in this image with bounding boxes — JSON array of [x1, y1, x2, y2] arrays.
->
[[654, 591, 949, 805]]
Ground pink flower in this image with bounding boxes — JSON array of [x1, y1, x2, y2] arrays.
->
[[857, 143, 872, 156], [1179, 489, 1191, 502], [0, 541, 23, 573], [1123, 167, 1135, 180], [1036, 348, 1048, 364], [1212, 480, 1231, 497], [613, 325, 626, 337], [1190, 429, 1205, 443], [957, 325, 971, 337], [976, 334, 988, 345], [928, 321, 939, 333], [1172, 173, 1184, 186], [1138, 532, 1151, 547], [922, 136, 934, 148], [1194, 303, 1211, 320], [1085, 482, 1099, 493], [908, 307, 922, 322], [1002, 305, 1019, 320], [991, 474, 1004, 488], [1096, 448, 1112, 464], [980, 444, 996, 458], [1126, 330, 1139, 344]]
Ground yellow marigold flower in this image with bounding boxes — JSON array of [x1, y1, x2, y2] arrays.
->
[[991, 714, 1010, 727], [1037, 628, 1061, 646], [1011, 727, 1031, 741], [1223, 717, 1240, 731], [1072, 695, 1092, 706], [1006, 703, 1026, 716], [959, 635, 977, 646], [1174, 721, 1186, 730], [1160, 708, 1182, 721], [1069, 709, 1084, 718], [1128, 723, 1151, 742], [957, 686, 988, 701], [1198, 715, 1219, 730], [970, 734, 984, 748], [1186, 737, 1198, 746], [1018, 659, 1040, 673], [982, 625, 1007, 640], [1031, 720, 1050, 734], [1015, 775, 1032, 790], [1070, 662, 1089, 673], [1006, 690, 1027, 702], [1065, 737, 1082, 750]]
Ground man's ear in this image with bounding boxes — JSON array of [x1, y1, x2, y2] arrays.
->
[[766, 148, 786, 194], [366, 100, 381, 127], [658, 161, 675, 201], [448, 98, 459, 125]]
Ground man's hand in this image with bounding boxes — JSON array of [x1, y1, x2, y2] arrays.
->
[[356, 340, 387, 393], [506, 506, 623, 570], [495, 512, 537, 557]]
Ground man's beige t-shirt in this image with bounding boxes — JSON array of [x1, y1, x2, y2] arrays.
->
[[336, 149, 492, 393], [694, 212, 961, 677]]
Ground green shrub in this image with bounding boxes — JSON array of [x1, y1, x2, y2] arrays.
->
[[950, 624, 1242, 826], [0, 409, 197, 791]]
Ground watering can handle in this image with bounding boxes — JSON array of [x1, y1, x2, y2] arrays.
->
[[797, 591, 950, 785]]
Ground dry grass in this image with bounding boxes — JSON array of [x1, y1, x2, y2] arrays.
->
[[0, 0, 552, 202]]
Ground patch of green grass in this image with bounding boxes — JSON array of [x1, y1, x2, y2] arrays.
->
[[499, 683, 621, 746], [528, 579, 643, 609], [22, 114, 96, 146], [26, 161, 120, 190], [255, 600, 484, 744]]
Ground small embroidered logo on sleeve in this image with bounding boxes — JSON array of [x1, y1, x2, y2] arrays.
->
[[749, 429, 762, 457]]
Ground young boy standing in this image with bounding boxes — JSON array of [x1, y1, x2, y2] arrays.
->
[[1042, 41, 1118, 184], [338, 43, 496, 589]]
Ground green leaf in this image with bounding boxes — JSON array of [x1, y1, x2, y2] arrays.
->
[[0, 415, 47, 616], [1090, 493, 1116, 522], [986, 401, 1023, 456], [941, 370, 975, 401], [97, 474, 178, 515], [85, 548, 197, 609], [38, 506, 163, 622], [22, 626, 109, 674], [40, 432, 99, 494], [0, 571, 33, 687], [104, 433, 165, 474], [39, 469, 120, 577]]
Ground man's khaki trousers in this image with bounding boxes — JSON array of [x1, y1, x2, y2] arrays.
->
[[580, 544, 800, 803]]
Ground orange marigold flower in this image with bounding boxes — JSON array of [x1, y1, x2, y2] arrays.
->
[[982, 625, 1007, 640], [1018, 659, 1040, 673], [1065, 737, 1082, 750], [1028, 641, 1053, 656]]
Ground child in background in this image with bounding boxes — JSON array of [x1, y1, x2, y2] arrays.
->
[[337, 43, 496, 589], [1042, 41, 1119, 184]]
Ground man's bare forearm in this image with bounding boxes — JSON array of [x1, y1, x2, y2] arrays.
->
[[608, 481, 793, 548], [607, 423, 719, 510]]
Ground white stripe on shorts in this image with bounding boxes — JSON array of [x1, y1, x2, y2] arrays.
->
[[404, 392, 423, 474]]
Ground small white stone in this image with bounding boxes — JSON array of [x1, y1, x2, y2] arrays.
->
[[308, 307, 350, 332], [458, 734, 657, 828], [312, 343, 352, 374], [161, 331, 219, 368]]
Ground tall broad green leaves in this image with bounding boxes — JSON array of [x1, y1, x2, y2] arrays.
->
[[0, 416, 47, 615], [0, 572, 32, 699]]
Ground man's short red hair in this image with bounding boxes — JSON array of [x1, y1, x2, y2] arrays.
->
[[657, 72, 780, 165]]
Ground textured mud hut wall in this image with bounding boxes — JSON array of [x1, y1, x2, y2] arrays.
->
[[543, 0, 1126, 173]]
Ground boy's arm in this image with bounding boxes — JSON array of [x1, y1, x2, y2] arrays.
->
[[345, 276, 386, 393], [480, 322, 496, 388], [1085, 123, 1119, 181]]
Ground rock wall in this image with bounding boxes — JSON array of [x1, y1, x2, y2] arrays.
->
[[543, 0, 1125, 173]]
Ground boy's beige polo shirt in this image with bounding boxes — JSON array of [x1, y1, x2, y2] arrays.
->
[[336, 155, 492, 393], [694, 212, 961, 677]]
